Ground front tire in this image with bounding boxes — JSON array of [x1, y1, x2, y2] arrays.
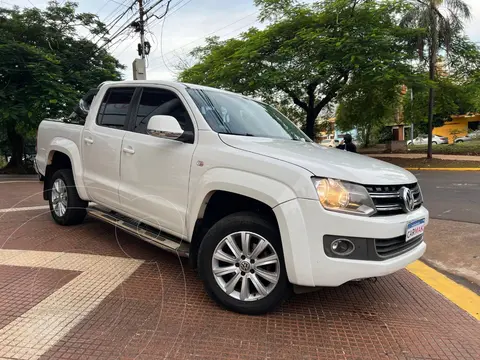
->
[[198, 212, 291, 315], [48, 169, 87, 226]]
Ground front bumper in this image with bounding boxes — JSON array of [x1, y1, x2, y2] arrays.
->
[[273, 198, 428, 287]]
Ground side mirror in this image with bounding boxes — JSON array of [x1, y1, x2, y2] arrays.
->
[[147, 115, 184, 140]]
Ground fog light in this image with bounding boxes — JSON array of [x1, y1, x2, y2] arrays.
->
[[331, 239, 355, 256]]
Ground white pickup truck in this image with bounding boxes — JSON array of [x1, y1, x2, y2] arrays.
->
[[36, 80, 428, 314]]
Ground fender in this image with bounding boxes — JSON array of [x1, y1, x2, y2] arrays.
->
[[187, 167, 297, 238], [46, 138, 89, 200]]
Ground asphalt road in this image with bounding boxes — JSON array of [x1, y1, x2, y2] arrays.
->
[[413, 171, 480, 224]]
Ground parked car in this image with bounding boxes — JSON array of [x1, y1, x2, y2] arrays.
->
[[36, 80, 428, 315], [407, 134, 448, 145], [455, 130, 480, 143], [320, 139, 340, 147]]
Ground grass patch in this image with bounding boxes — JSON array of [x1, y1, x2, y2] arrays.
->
[[407, 140, 480, 156], [376, 157, 480, 169]]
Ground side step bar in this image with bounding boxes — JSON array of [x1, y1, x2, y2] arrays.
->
[[88, 206, 189, 257]]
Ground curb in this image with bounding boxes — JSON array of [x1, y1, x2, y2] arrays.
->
[[407, 260, 480, 320], [404, 167, 480, 171]]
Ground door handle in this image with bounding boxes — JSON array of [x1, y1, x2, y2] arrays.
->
[[122, 146, 135, 154], [84, 137, 94, 144]]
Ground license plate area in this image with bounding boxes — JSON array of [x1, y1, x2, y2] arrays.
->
[[406, 218, 425, 242]]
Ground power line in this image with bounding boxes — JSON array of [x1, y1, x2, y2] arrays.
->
[[147, 13, 260, 73], [159, 13, 175, 74], [148, 0, 193, 28], [156, 11, 258, 61], [110, 0, 130, 7], [96, 13, 139, 52], [106, 2, 167, 59], [82, 1, 134, 45], [93, 1, 137, 47], [151, 0, 193, 75]]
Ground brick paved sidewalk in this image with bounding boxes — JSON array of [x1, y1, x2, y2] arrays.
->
[[0, 181, 479, 360]]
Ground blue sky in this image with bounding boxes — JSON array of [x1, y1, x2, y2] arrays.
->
[[7, 0, 480, 80]]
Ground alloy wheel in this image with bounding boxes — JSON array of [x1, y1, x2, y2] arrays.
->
[[51, 178, 68, 217], [211, 231, 280, 302]]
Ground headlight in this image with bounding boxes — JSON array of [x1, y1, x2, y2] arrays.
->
[[312, 178, 376, 216]]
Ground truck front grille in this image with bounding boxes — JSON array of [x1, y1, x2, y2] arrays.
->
[[375, 234, 424, 258], [365, 183, 423, 216]]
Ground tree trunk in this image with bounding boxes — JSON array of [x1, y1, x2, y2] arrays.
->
[[427, 6, 438, 160], [305, 109, 317, 140], [364, 124, 372, 148], [6, 126, 25, 172]]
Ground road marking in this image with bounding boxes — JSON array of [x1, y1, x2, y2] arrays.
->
[[405, 168, 480, 171], [0, 250, 143, 360], [0, 205, 49, 213], [0, 181, 39, 184], [407, 260, 480, 320], [436, 209, 452, 217]]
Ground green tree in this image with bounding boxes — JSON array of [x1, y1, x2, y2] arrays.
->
[[179, 0, 420, 139], [0, 1, 124, 171], [336, 83, 402, 147], [404, 68, 480, 135], [401, 0, 471, 158]]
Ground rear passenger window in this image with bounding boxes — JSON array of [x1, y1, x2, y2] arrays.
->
[[97, 88, 135, 129], [134, 88, 193, 134]]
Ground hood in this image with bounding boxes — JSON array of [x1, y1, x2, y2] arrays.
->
[[219, 135, 417, 185]]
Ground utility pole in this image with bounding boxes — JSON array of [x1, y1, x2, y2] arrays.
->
[[410, 88, 414, 142], [133, 0, 147, 80], [139, 0, 146, 61]]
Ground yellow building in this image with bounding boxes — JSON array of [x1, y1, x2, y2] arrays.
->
[[433, 114, 480, 143]]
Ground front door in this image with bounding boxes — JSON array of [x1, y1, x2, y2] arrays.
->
[[82, 87, 136, 208], [118, 86, 196, 238]]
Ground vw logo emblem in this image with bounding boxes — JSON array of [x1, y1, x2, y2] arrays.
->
[[399, 187, 415, 213], [239, 261, 251, 272]]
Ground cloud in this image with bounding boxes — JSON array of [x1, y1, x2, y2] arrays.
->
[[464, 0, 480, 43], [7, 0, 480, 81], [104, 0, 262, 81]]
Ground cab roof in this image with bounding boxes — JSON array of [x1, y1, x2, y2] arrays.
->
[[99, 80, 238, 96]]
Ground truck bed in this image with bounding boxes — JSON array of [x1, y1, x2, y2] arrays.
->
[[35, 118, 84, 176]]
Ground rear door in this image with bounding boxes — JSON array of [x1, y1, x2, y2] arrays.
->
[[82, 86, 137, 208]]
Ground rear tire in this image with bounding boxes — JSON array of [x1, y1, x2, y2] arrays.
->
[[432, 141, 437, 145], [48, 169, 88, 226], [198, 212, 291, 315]]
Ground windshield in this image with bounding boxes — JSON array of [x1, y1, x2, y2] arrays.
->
[[187, 88, 311, 142]]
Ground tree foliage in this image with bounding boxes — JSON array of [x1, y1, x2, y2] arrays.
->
[[0, 1, 124, 170], [401, 0, 472, 158], [336, 83, 403, 146], [179, 0, 421, 139], [403, 74, 480, 135]]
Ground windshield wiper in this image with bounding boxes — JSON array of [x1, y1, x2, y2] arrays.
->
[[218, 131, 255, 137]]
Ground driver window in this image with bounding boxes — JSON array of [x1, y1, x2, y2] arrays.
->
[[134, 88, 193, 134]]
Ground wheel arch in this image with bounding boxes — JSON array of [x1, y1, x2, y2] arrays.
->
[[187, 169, 296, 268], [43, 139, 88, 200]]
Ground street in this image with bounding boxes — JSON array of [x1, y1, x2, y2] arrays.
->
[[0, 174, 478, 360], [415, 171, 480, 224], [405, 171, 480, 287]]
